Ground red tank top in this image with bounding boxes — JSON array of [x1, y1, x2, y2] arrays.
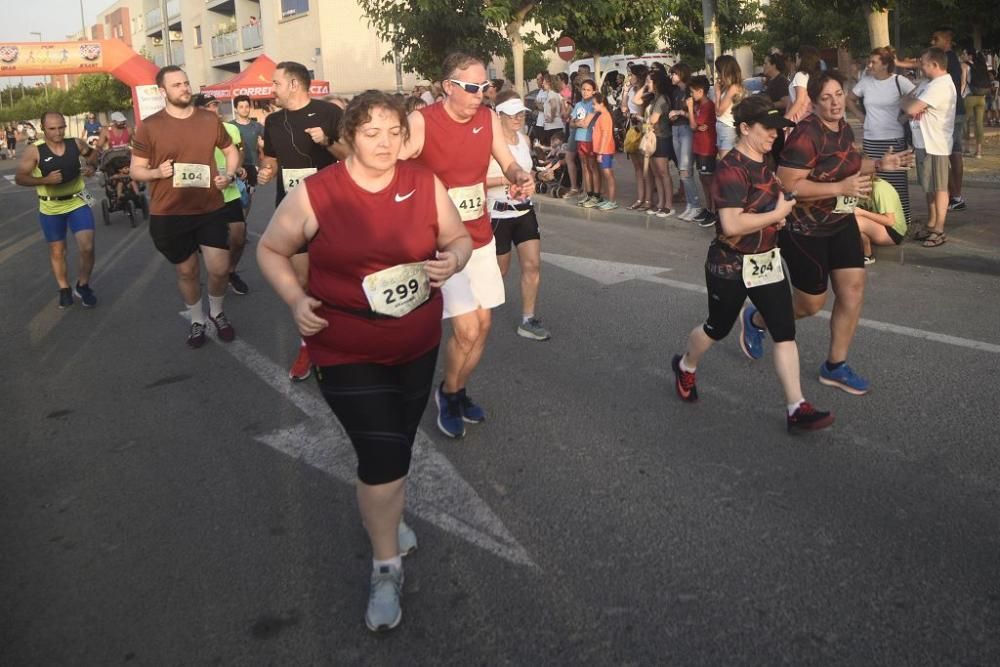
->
[[108, 127, 130, 148], [415, 103, 493, 248], [304, 160, 443, 366]]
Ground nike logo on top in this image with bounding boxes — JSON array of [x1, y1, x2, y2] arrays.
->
[[307, 112, 316, 117], [44, 157, 53, 161], [472, 127, 484, 134], [395, 189, 416, 202]]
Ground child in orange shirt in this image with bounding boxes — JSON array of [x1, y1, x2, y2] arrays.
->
[[591, 93, 618, 210]]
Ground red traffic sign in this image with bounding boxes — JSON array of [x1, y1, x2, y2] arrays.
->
[[556, 36, 576, 62]]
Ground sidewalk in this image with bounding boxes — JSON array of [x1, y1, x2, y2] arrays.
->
[[535, 124, 1000, 273]]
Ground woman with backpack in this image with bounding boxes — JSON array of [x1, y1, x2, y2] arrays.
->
[[847, 46, 915, 225]]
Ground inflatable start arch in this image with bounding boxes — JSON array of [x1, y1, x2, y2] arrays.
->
[[0, 39, 161, 121]]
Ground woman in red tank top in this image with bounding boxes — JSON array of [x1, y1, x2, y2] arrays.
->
[[257, 91, 472, 633]]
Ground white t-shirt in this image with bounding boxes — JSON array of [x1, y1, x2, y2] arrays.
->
[[487, 132, 533, 219], [625, 85, 643, 115], [534, 89, 548, 127], [788, 71, 809, 104], [543, 92, 563, 131], [853, 74, 915, 140], [910, 74, 956, 155]]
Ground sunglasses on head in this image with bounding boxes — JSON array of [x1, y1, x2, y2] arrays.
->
[[449, 79, 491, 94]]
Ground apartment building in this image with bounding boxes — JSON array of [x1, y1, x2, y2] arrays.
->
[[92, 0, 426, 94]]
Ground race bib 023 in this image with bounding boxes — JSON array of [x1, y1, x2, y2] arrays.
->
[[283, 167, 317, 192], [742, 248, 785, 289], [447, 183, 486, 222], [361, 262, 431, 318], [172, 162, 211, 189]]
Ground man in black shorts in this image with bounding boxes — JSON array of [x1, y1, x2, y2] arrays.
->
[[257, 61, 346, 380], [131, 66, 242, 348]]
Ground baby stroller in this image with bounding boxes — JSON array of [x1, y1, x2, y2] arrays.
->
[[532, 143, 570, 198], [98, 147, 148, 227]]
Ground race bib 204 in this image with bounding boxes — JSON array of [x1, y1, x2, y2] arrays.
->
[[742, 248, 785, 289]]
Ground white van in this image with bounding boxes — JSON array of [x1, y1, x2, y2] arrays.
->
[[566, 52, 678, 80]]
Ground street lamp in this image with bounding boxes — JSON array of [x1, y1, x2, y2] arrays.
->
[[29, 32, 49, 102]]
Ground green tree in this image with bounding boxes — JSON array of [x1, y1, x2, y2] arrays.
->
[[662, 0, 764, 69], [504, 43, 549, 83], [359, 0, 512, 80], [71, 74, 132, 114]]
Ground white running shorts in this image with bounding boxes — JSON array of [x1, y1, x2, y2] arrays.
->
[[441, 237, 506, 319]]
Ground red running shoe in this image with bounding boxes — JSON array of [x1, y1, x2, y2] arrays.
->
[[787, 401, 834, 433], [289, 344, 312, 382], [671, 354, 698, 403]]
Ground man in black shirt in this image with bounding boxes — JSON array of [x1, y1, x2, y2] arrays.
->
[[257, 61, 347, 381], [763, 53, 791, 111]]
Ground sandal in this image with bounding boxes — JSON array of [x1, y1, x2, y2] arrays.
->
[[922, 231, 946, 247], [626, 200, 644, 210], [913, 228, 935, 242]]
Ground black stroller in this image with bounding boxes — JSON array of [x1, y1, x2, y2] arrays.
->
[[98, 147, 148, 227]]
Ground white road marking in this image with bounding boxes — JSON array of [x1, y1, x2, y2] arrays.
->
[[178, 316, 537, 568], [545, 253, 1000, 355]]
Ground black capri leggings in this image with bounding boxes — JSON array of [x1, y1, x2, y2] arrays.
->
[[315, 346, 439, 486], [702, 268, 796, 343]]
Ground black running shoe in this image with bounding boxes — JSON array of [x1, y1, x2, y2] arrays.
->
[[229, 272, 249, 295], [787, 401, 834, 433], [58, 287, 74, 309], [187, 321, 207, 349], [694, 210, 717, 228]]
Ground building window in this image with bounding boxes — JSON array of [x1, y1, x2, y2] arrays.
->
[[195, 25, 202, 46], [281, 0, 309, 17]]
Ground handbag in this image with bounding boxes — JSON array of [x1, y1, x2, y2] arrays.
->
[[639, 126, 657, 157], [894, 75, 913, 149], [624, 125, 642, 153]]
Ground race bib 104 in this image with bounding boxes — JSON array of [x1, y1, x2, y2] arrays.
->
[[448, 183, 486, 222], [283, 167, 317, 192], [172, 162, 211, 188], [742, 248, 785, 289], [833, 195, 859, 214], [362, 262, 431, 318]]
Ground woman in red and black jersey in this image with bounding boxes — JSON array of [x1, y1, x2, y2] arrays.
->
[[257, 91, 472, 633], [670, 95, 834, 433]]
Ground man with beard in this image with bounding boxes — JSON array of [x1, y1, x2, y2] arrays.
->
[[130, 66, 242, 348], [257, 60, 346, 381]]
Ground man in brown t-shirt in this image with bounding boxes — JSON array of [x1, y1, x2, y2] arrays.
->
[[131, 66, 242, 348]]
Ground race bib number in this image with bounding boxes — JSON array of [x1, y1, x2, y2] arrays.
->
[[76, 190, 95, 207], [448, 183, 485, 222], [742, 249, 785, 289], [283, 167, 317, 192], [172, 163, 211, 189], [361, 262, 431, 318], [833, 195, 859, 214]]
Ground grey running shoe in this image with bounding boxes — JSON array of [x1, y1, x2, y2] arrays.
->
[[398, 521, 417, 557], [365, 564, 403, 632], [517, 317, 551, 341], [580, 196, 600, 208], [596, 199, 619, 210]]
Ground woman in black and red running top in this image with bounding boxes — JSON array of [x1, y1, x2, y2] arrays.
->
[[670, 95, 834, 433], [257, 91, 472, 634], [741, 71, 912, 398]]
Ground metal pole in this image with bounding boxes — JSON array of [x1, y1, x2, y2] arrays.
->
[[702, 0, 721, 80], [160, 0, 172, 65], [80, 0, 88, 39], [30, 32, 49, 102], [394, 51, 403, 94]]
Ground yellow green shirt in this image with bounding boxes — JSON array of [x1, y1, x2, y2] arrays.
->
[[32, 139, 87, 216], [217, 123, 243, 204], [861, 178, 907, 238]]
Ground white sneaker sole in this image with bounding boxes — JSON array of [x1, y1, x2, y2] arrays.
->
[[517, 327, 551, 341]]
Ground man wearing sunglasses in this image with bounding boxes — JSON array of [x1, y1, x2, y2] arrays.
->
[[398, 52, 536, 439]]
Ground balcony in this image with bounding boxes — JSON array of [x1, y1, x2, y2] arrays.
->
[[152, 43, 185, 67], [211, 31, 240, 59], [241, 24, 262, 51], [205, 0, 236, 13], [145, 7, 162, 32], [146, 1, 180, 35]]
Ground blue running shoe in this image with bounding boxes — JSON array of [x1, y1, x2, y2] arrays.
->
[[457, 388, 486, 423], [435, 383, 465, 438], [739, 303, 765, 360], [365, 564, 403, 632], [819, 362, 870, 395]]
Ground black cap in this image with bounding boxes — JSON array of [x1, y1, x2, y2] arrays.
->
[[748, 108, 795, 129], [192, 93, 218, 108]]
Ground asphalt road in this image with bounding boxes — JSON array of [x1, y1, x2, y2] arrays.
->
[[2, 162, 999, 666]]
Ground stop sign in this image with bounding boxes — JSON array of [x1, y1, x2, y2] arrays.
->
[[556, 36, 576, 62]]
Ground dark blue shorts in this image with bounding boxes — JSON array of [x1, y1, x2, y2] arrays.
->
[[39, 205, 95, 243]]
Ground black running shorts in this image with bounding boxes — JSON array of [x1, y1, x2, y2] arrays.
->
[[779, 218, 865, 296], [492, 208, 541, 255], [149, 211, 230, 264], [702, 269, 796, 343], [315, 346, 438, 486]]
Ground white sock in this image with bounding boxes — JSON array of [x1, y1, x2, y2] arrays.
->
[[679, 355, 696, 373], [300, 338, 307, 347], [208, 294, 225, 318], [373, 556, 402, 571], [522, 314, 534, 324], [787, 399, 805, 416], [186, 298, 205, 325]]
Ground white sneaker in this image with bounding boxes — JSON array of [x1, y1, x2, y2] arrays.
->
[[677, 205, 694, 221], [684, 207, 705, 222], [365, 564, 403, 632]]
